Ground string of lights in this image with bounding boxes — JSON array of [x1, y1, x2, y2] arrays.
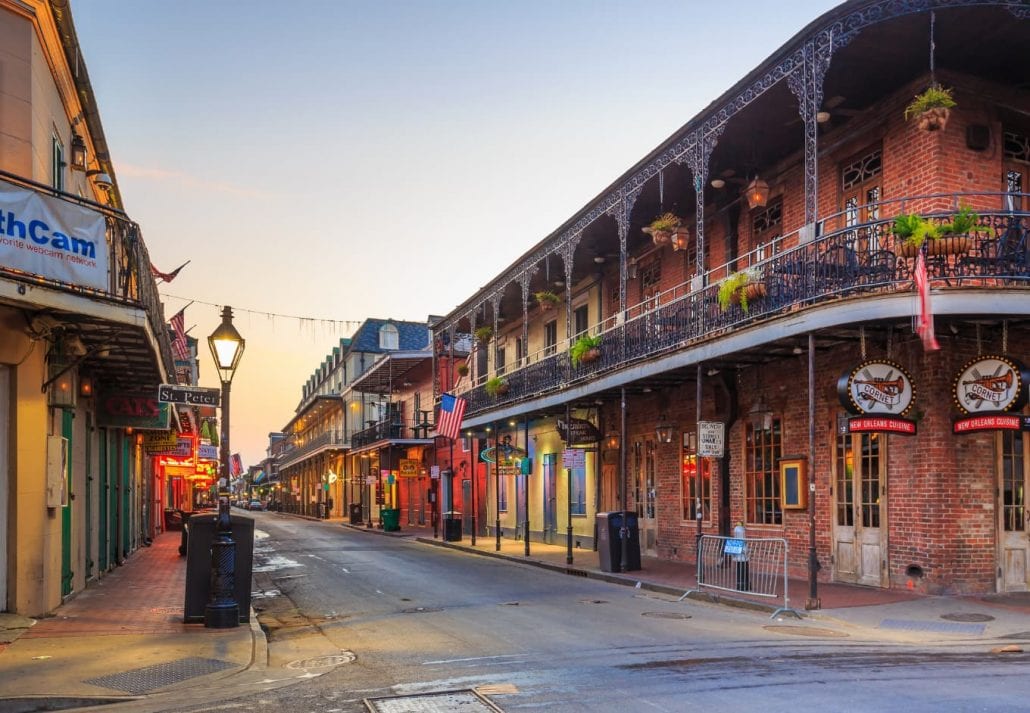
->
[[159, 292, 363, 333]]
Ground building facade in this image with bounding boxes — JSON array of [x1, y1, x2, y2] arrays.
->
[[1, 1, 175, 614], [432, 0, 1030, 597]]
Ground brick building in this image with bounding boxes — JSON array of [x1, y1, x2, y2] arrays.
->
[[433, 0, 1030, 598]]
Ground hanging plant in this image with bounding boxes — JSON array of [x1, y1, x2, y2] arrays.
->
[[904, 85, 956, 131], [569, 334, 602, 367], [534, 291, 562, 311], [642, 213, 680, 246], [484, 376, 509, 397], [717, 268, 764, 312], [456, 363, 469, 377], [474, 326, 493, 344]]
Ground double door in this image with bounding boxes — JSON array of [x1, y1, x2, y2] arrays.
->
[[998, 430, 1030, 591], [634, 440, 657, 557], [832, 430, 888, 587]]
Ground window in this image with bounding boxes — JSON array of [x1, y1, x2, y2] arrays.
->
[[51, 133, 64, 191], [573, 304, 589, 338], [498, 467, 508, 512], [1004, 129, 1028, 212], [496, 346, 506, 375], [515, 336, 525, 367], [681, 430, 711, 521], [640, 258, 661, 308], [570, 462, 586, 516], [751, 199, 782, 259], [544, 320, 557, 356], [840, 146, 883, 252], [745, 418, 782, 525], [379, 323, 399, 349]]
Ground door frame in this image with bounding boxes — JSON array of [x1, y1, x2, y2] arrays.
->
[[996, 428, 1030, 592], [831, 428, 889, 587]]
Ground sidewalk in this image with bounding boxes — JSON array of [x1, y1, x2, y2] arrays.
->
[[342, 518, 1030, 641], [0, 532, 263, 710]]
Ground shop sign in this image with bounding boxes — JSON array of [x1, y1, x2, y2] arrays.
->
[[177, 408, 195, 435], [562, 448, 585, 469], [198, 443, 217, 460], [497, 465, 519, 477], [838, 360, 915, 416], [952, 355, 1028, 415], [847, 416, 916, 435], [557, 417, 600, 446], [953, 414, 1025, 434], [143, 430, 179, 453], [97, 391, 171, 430], [398, 458, 420, 477], [698, 421, 725, 458]]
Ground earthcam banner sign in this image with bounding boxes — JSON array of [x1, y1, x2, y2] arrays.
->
[[0, 180, 108, 290]]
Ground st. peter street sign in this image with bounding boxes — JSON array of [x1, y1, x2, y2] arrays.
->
[[158, 384, 221, 407]]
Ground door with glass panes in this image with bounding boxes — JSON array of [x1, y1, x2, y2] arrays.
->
[[634, 440, 658, 556], [998, 429, 1030, 592], [832, 429, 888, 587]]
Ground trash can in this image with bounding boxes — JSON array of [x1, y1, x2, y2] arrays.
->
[[183, 513, 255, 624], [596, 511, 641, 572], [349, 502, 363, 525], [381, 508, 401, 532], [178, 508, 216, 557], [443, 511, 462, 542]]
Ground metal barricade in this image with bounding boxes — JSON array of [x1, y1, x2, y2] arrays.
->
[[681, 534, 799, 619]]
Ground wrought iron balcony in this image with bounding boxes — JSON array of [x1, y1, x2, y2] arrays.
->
[[463, 193, 1029, 417], [351, 417, 436, 448], [278, 429, 346, 469]]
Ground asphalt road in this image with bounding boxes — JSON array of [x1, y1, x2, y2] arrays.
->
[[180, 513, 1030, 713]]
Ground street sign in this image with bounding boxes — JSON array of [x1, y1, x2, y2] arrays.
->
[[158, 384, 220, 407], [562, 448, 585, 469], [698, 421, 725, 458]]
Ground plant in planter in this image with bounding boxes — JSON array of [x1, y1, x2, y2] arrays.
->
[[456, 363, 469, 377], [932, 204, 979, 256], [893, 213, 939, 257], [642, 212, 681, 246], [474, 326, 493, 344], [717, 268, 765, 312], [534, 290, 562, 311], [904, 85, 956, 131], [569, 333, 602, 367], [484, 376, 509, 397]]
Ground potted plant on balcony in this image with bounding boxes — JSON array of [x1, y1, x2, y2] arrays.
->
[[474, 326, 493, 344], [642, 212, 680, 246], [893, 213, 937, 258], [904, 85, 956, 132], [717, 268, 765, 312], [534, 290, 562, 311], [931, 204, 978, 256], [484, 376, 509, 397], [456, 363, 469, 377], [570, 333, 602, 367]]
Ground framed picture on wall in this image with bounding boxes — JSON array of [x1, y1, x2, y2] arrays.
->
[[779, 456, 807, 510]]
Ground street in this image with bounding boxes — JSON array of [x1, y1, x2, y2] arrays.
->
[[171, 514, 1030, 713]]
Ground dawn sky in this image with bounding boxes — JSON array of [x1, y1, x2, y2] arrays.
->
[[71, 0, 839, 467]]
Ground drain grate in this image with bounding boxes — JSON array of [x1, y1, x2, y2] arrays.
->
[[642, 611, 692, 620], [879, 618, 985, 635], [941, 612, 994, 623], [84, 657, 235, 694], [365, 689, 502, 712]]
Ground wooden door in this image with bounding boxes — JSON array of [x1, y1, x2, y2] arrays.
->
[[634, 440, 658, 556], [542, 454, 557, 543], [998, 429, 1030, 592], [832, 429, 888, 587], [840, 145, 884, 254]]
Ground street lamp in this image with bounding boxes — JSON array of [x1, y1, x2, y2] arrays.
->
[[205, 306, 245, 628]]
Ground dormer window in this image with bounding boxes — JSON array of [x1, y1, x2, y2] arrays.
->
[[379, 323, 399, 350]]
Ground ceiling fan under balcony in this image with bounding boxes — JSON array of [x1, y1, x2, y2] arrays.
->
[[784, 95, 863, 128]]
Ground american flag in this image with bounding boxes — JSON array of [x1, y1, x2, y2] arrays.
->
[[150, 260, 189, 283], [170, 309, 190, 362], [231, 453, 243, 477], [913, 253, 940, 351], [436, 393, 466, 441]]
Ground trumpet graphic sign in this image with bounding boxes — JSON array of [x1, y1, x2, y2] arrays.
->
[[953, 355, 1027, 415], [838, 360, 915, 416]]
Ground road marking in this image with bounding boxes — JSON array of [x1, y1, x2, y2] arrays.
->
[[340, 567, 350, 573], [423, 654, 524, 665]]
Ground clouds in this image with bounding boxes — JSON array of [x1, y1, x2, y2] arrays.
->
[[115, 163, 274, 199]]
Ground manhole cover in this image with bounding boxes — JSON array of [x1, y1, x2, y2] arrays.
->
[[763, 625, 849, 638], [642, 611, 691, 620], [579, 599, 608, 604], [401, 606, 443, 614], [366, 689, 502, 712], [285, 651, 356, 669], [941, 612, 995, 622]]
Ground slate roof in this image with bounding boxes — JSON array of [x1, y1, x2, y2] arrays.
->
[[347, 318, 429, 354]]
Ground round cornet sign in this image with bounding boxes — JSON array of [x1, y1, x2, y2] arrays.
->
[[953, 355, 1027, 415], [838, 360, 914, 416]]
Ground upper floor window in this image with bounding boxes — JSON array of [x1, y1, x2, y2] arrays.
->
[[51, 133, 65, 191], [573, 304, 589, 337], [841, 146, 882, 227], [515, 336, 525, 367], [496, 346, 506, 376], [751, 199, 782, 259], [1004, 130, 1030, 164], [379, 323, 399, 350], [544, 320, 557, 356]]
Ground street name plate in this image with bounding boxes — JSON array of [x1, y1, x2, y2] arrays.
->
[[158, 384, 220, 406]]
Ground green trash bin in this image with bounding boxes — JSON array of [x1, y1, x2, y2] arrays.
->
[[381, 508, 401, 532]]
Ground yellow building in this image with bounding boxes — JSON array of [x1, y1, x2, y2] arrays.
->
[[0, 1, 174, 615]]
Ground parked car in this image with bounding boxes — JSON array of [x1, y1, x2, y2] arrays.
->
[[248, 500, 264, 511]]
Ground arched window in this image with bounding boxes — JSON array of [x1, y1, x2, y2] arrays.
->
[[379, 323, 399, 350]]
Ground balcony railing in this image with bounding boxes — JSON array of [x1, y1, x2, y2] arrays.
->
[[463, 192, 1029, 416], [351, 417, 435, 448], [279, 429, 346, 468]]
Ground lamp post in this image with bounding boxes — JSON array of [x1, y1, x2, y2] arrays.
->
[[205, 306, 245, 629]]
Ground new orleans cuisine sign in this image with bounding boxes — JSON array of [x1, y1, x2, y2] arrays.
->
[[0, 180, 108, 290]]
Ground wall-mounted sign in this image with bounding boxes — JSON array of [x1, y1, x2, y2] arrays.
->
[[198, 443, 218, 460], [698, 421, 725, 458], [398, 458, 420, 477], [557, 417, 600, 446], [848, 416, 916, 435], [158, 384, 220, 407], [953, 414, 1030, 434], [177, 408, 195, 435], [152, 437, 195, 458], [838, 360, 915, 416], [562, 448, 585, 469], [953, 355, 1028, 415], [143, 430, 179, 453], [97, 391, 171, 430]]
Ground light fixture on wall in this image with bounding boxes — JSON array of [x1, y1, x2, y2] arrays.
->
[[45, 354, 78, 408], [745, 175, 770, 209], [670, 225, 691, 251], [749, 397, 774, 431], [69, 135, 87, 172], [655, 415, 675, 444], [604, 430, 621, 451], [78, 375, 94, 398]]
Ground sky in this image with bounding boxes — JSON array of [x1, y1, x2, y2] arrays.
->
[[71, 0, 840, 467]]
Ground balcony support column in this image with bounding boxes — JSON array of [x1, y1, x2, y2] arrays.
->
[[786, 37, 832, 234]]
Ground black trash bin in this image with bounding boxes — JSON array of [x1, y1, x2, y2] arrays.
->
[[443, 511, 462, 542], [178, 508, 216, 557], [349, 502, 363, 525], [596, 511, 641, 572], [183, 513, 255, 624]]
